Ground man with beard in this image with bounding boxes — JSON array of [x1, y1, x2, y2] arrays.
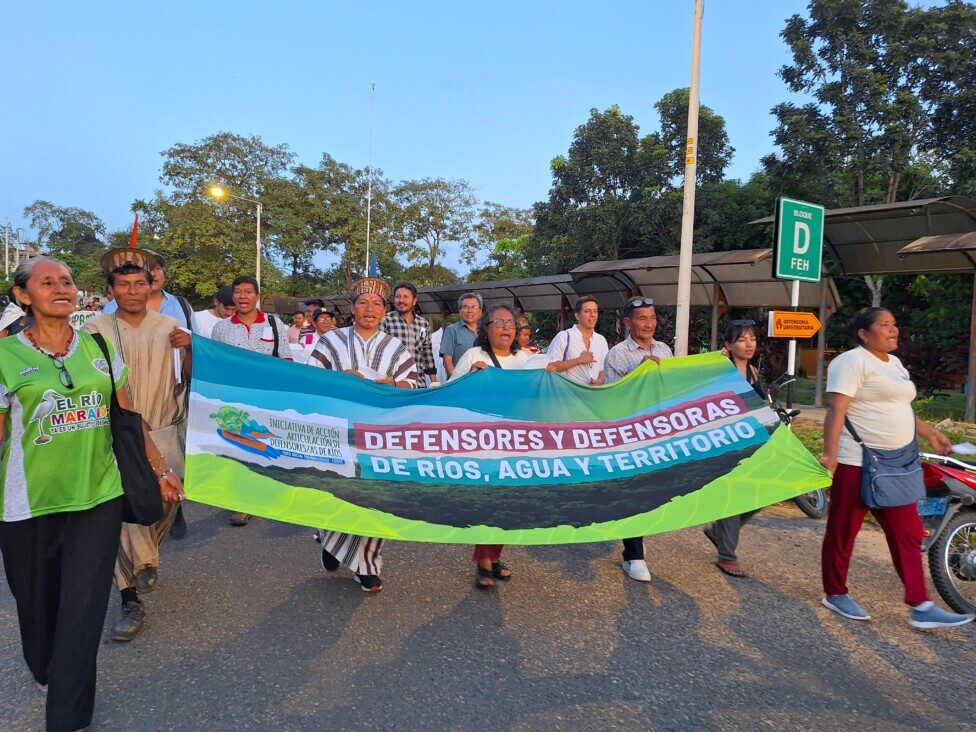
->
[[83, 250, 190, 640], [603, 297, 673, 584], [306, 277, 417, 592], [379, 281, 437, 387]]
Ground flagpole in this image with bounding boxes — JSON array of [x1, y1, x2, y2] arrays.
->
[[4, 219, 9, 279], [365, 82, 376, 276]]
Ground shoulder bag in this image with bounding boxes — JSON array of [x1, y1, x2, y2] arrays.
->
[[844, 416, 924, 509], [91, 332, 165, 526]]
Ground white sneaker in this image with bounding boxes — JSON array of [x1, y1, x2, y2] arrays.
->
[[621, 559, 651, 582]]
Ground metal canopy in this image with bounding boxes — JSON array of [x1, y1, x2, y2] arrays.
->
[[751, 196, 976, 276], [570, 249, 839, 312], [897, 232, 976, 423], [897, 231, 976, 264]]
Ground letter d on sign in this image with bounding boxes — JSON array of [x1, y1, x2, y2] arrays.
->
[[793, 221, 810, 255]]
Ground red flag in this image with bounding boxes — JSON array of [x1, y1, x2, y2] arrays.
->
[[129, 214, 139, 249]]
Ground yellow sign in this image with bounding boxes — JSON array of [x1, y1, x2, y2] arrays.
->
[[768, 311, 821, 339]]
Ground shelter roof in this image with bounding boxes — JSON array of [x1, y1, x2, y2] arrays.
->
[[750, 196, 976, 276], [570, 249, 838, 311]]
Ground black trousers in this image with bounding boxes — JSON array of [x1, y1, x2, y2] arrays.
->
[[0, 497, 121, 732], [622, 536, 645, 561]]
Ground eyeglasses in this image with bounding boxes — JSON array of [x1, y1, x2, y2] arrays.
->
[[52, 356, 74, 389], [460, 304, 481, 311], [488, 319, 517, 328], [626, 297, 654, 308], [730, 319, 756, 326]]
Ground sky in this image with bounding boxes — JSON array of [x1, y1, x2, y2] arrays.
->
[[1, 0, 813, 261]]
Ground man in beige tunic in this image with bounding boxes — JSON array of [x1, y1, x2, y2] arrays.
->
[[84, 251, 190, 641]]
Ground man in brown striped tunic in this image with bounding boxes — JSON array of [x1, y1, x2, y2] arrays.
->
[[306, 277, 417, 591]]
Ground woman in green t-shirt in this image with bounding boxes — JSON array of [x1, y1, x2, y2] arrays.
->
[[0, 257, 185, 732]]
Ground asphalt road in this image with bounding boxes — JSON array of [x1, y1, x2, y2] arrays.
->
[[1, 499, 973, 732]]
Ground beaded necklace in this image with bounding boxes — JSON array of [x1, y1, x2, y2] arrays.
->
[[25, 326, 74, 358]]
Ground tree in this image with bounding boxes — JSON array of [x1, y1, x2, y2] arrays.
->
[[464, 202, 533, 267], [393, 178, 477, 284], [526, 96, 736, 276], [160, 132, 294, 204], [648, 88, 734, 186], [762, 0, 958, 305], [22, 200, 106, 256]]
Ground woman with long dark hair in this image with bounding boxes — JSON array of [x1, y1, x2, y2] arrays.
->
[[704, 319, 763, 578]]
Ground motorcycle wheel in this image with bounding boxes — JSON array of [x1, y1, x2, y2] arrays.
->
[[794, 489, 829, 519], [928, 511, 976, 616]]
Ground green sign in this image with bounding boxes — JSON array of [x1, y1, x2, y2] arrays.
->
[[773, 197, 824, 282]]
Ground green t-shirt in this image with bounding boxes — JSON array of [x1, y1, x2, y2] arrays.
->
[[0, 329, 129, 521]]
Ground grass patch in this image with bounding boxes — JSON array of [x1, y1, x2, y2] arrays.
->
[[787, 376, 971, 423]]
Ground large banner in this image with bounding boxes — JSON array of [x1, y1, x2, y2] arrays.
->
[[185, 336, 831, 544]]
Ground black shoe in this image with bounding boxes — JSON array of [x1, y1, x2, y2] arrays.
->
[[320, 548, 340, 572], [135, 567, 158, 594], [354, 574, 383, 592], [111, 601, 146, 642]]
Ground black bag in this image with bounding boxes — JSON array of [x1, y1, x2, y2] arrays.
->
[[845, 417, 924, 509], [91, 333, 164, 526]]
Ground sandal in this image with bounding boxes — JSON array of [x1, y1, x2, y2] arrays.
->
[[476, 566, 495, 589], [491, 562, 512, 580], [715, 561, 748, 578]]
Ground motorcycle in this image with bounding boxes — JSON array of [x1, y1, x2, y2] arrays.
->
[[767, 374, 830, 519], [918, 452, 976, 615]]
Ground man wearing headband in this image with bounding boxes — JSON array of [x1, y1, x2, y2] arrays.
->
[[99, 248, 193, 329], [603, 296, 673, 583], [84, 256, 191, 641], [307, 277, 417, 592]]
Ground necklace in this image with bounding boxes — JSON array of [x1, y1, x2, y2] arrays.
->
[[25, 326, 74, 358]]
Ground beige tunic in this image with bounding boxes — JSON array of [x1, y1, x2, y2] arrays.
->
[[84, 310, 187, 587], [84, 311, 183, 431]]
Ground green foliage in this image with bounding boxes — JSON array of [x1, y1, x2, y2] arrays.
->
[[23, 200, 106, 256], [393, 178, 477, 282]]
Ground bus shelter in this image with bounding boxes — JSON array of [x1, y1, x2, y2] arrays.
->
[[752, 195, 976, 412], [570, 249, 840, 351]]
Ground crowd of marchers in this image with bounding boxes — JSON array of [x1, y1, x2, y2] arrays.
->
[[0, 248, 972, 732]]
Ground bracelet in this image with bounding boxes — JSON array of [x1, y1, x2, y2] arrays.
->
[[156, 467, 174, 480]]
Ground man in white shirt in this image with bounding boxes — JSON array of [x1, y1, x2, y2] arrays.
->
[[603, 297, 674, 583], [191, 285, 236, 339], [545, 296, 608, 385]]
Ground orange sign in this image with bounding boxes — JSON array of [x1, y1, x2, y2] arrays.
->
[[768, 311, 822, 339]]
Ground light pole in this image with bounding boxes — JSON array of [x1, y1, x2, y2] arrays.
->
[[15, 228, 29, 270], [209, 186, 263, 289], [674, 0, 704, 356]]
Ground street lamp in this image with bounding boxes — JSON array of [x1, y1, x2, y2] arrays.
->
[[209, 186, 263, 289], [15, 228, 28, 269]]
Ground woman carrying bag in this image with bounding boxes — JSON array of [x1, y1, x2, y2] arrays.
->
[[0, 258, 184, 732], [819, 307, 972, 630]]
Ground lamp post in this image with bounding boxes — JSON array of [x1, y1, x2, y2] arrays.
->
[[209, 186, 263, 289], [15, 228, 28, 270]]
